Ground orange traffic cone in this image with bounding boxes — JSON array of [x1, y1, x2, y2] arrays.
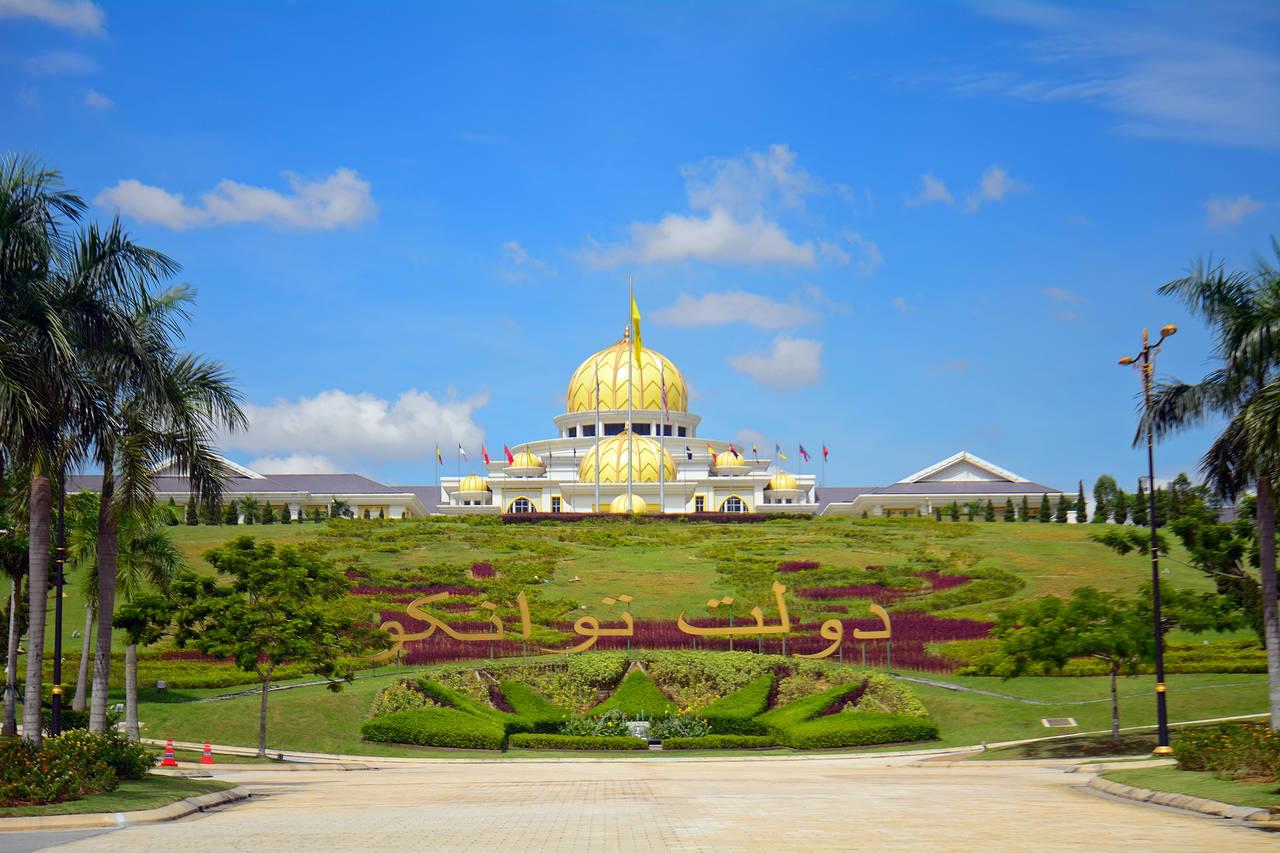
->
[[200, 740, 214, 765], [160, 738, 178, 767]]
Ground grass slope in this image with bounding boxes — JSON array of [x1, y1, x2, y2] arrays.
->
[[1102, 766, 1280, 810], [0, 776, 234, 818]]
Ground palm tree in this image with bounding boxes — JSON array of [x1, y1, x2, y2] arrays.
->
[[64, 489, 100, 712], [238, 496, 259, 525], [87, 286, 245, 733], [1147, 242, 1280, 729], [1, 450, 29, 737]]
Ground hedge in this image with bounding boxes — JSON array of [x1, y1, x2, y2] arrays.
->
[[508, 733, 647, 751], [1174, 723, 1280, 780], [0, 731, 145, 808], [756, 682, 859, 731], [590, 670, 676, 718], [662, 735, 776, 750], [780, 712, 938, 750], [698, 673, 773, 735], [360, 707, 506, 750], [500, 681, 566, 733]]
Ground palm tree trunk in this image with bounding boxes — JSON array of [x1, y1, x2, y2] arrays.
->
[[22, 473, 51, 745], [72, 607, 93, 711], [3, 577, 19, 736], [124, 643, 139, 741], [1257, 475, 1279, 731], [88, 467, 117, 733], [257, 665, 273, 758], [1109, 663, 1121, 744]]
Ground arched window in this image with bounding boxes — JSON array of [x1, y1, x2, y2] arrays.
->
[[508, 497, 534, 513], [721, 496, 746, 513]]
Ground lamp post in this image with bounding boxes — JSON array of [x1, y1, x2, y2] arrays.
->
[[1118, 324, 1177, 756], [49, 477, 67, 736]]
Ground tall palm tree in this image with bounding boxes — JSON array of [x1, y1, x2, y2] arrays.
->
[[64, 489, 100, 712], [1, 450, 29, 737], [1147, 242, 1280, 728], [87, 285, 245, 733]]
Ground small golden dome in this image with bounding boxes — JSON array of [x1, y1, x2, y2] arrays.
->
[[507, 450, 545, 470], [578, 432, 677, 484], [457, 474, 490, 493], [565, 338, 688, 414], [768, 471, 798, 491], [609, 493, 648, 514], [714, 449, 745, 468]]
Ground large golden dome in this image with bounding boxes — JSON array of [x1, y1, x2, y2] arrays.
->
[[609, 493, 648, 514], [578, 432, 678, 483], [566, 337, 688, 413]]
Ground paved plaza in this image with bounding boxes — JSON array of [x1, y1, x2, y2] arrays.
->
[[7, 753, 1275, 852]]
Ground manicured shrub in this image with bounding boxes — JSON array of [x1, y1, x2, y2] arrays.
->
[[0, 730, 123, 807], [699, 673, 772, 734], [782, 712, 938, 749], [1174, 723, 1280, 780], [649, 714, 711, 740], [93, 731, 155, 780], [508, 733, 646, 750], [560, 709, 632, 737], [662, 735, 776, 750], [500, 681, 566, 733], [591, 670, 676, 718], [360, 707, 506, 750], [368, 679, 434, 718]]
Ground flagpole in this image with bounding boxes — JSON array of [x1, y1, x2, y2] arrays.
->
[[659, 362, 665, 514], [627, 276, 634, 513], [594, 374, 601, 512]]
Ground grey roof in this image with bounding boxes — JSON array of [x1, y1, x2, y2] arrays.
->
[[875, 481, 1062, 495], [393, 486, 442, 512], [67, 472, 418, 497], [814, 487, 880, 512]]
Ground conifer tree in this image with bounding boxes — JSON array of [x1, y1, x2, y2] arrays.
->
[[363, 508, 371, 520], [1076, 480, 1088, 524], [1021, 495, 1030, 522], [1039, 494, 1051, 522], [949, 501, 960, 521], [184, 495, 197, 526], [933, 507, 941, 521], [1055, 494, 1069, 523], [1133, 482, 1149, 527], [1003, 498, 1015, 521], [223, 501, 239, 525], [984, 499, 995, 521], [261, 501, 275, 525], [281, 504, 292, 524], [378, 508, 385, 520], [1113, 490, 1129, 525], [201, 499, 219, 525]]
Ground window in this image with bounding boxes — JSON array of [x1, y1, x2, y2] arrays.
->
[[633, 423, 651, 435], [677, 426, 687, 437], [604, 423, 625, 436], [694, 495, 705, 512], [582, 424, 596, 437], [661, 424, 673, 436], [551, 496, 561, 513], [567, 426, 577, 438], [508, 497, 534, 513], [721, 496, 746, 513]]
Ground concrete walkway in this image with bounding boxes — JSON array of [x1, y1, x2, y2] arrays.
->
[[27, 754, 1277, 852]]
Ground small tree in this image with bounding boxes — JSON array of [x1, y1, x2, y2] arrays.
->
[[280, 504, 292, 525], [172, 537, 388, 757], [378, 508, 384, 520], [183, 496, 198, 526], [1020, 496, 1030, 522], [1003, 498, 1015, 522], [1076, 480, 1088, 524], [238, 496, 258, 525], [330, 499, 352, 519], [311, 507, 326, 523], [223, 500, 239, 525], [1055, 495, 1069, 523], [984, 500, 995, 522], [949, 501, 959, 521], [261, 501, 275, 525], [1133, 482, 1149, 527], [1038, 494, 1051, 523], [933, 507, 941, 521], [1113, 490, 1129, 525], [1093, 475, 1118, 524], [201, 499, 220, 526], [362, 508, 371, 520]]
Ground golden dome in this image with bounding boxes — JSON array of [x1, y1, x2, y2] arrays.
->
[[768, 471, 798, 491], [609, 493, 648, 514], [507, 450, 544, 470], [578, 432, 677, 484], [714, 449, 744, 468], [457, 474, 490, 493], [566, 338, 688, 414]]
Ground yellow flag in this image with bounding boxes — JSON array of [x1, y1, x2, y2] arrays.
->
[[630, 292, 642, 363]]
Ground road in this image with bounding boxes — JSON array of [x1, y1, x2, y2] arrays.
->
[[9, 754, 1275, 852]]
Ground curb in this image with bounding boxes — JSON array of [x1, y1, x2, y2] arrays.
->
[[0, 785, 251, 833], [1087, 776, 1279, 828]]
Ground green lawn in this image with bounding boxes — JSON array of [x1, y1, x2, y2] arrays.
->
[[0, 775, 234, 818], [1102, 766, 1280, 810]]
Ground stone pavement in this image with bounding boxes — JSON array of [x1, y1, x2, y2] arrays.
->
[[27, 754, 1279, 852]]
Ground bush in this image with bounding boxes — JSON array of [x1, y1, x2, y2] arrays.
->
[[782, 712, 938, 749], [699, 673, 773, 734], [500, 681, 566, 733], [590, 670, 676, 718], [360, 707, 506, 750], [0, 731, 121, 807], [508, 733, 646, 750], [650, 714, 711, 740], [368, 679, 434, 718], [662, 735, 776, 750], [1174, 723, 1280, 781], [92, 731, 155, 780], [559, 709, 632, 737]]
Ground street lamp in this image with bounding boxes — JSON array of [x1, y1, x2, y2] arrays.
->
[[1118, 324, 1177, 756]]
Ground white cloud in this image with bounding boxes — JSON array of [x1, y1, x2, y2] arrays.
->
[[1043, 287, 1083, 302], [892, 296, 912, 313], [906, 172, 954, 207], [498, 239, 551, 282], [83, 87, 111, 109], [845, 231, 883, 274], [652, 292, 819, 330], [247, 453, 342, 475], [735, 429, 769, 451], [582, 144, 852, 268], [728, 336, 823, 389], [965, 166, 1027, 212], [23, 50, 96, 75], [222, 388, 488, 466], [928, 358, 972, 377], [95, 168, 377, 230], [1206, 195, 1264, 230], [806, 285, 850, 315], [0, 0, 103, 35]]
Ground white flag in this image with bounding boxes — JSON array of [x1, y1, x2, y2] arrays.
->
[[458, 443, 467, 461]]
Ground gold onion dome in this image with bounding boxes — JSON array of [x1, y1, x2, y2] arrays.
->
[[609, 493, 648, 514], [768, 471, 798, 491], [578, 432, 677, 484], [457, 474, 490, 493], [714, 449, 746, 467], [566, 337, 688, 413], [507, 450, 544, 470]]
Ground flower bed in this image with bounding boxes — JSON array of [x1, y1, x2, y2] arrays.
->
[[0, 731, 153, 808], [509, 734, 646, 750], [1174, 723, 1280, 781]]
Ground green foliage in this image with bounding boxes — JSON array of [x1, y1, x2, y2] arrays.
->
[[1089, 527, 1168, 556], [261, 502, 275, 525], [0, 730, 129, 807], [1055, 494, 1069, 523], [1174, 723, 1280, 781], [949, 501, 959, 521], [1133, 482, 1149, 526], [662, 735, 775, 750], [698, 673, 773, 734], [984, 500, 995, 522], [591, 670, 676, 718], [559, 709, 632, 736], [508, 733, 646, 750], [368, 679, 434, 718], [499, 682, 566, 733], [1020, 496, 1030, 522], [222, 502, 238, 525], [1076, 481, 1088, 524], [896, 565, 1025, 612], [649, 714, 711, 740], [782, 712, 939, 750], [360, 707, 506, 750], [90, 731, 155, 780], [1003, 498, 1015, 522], [640, 651, 773, 709], [181, 496, 195, 526], [201, 500, 221, 526], [1094, 475, 1118, 522], [1038, 494, 1051, 523], [280, 504, 292, 524]]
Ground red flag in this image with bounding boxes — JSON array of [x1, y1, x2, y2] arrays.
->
[[822, 445, 829, 461], [799, 444, 811, 463], [503, 444, 514, 464], [728, 442, 738, 456], [706, 442, 715, 457], [481, 444, 490, 465]]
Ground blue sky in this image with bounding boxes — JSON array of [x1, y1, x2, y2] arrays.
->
[[4, 0, 1279, 491]]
